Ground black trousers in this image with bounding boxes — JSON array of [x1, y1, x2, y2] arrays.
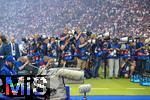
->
[[135, 59, 146, 74]]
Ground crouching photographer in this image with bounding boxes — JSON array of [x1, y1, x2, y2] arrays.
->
[[37, 56, 54, 75], [14, 56, 30, 75], [120, 58, 135, 78]]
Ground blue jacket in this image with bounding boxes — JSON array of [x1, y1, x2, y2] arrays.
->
[[48, 43, 57, 58], [42, 43, 48, 56], [107, 42, 120, 59], [91, 40, 103, 57], [14, 61, 23, 72], [136, 42, 144, 53], [0, 43, 11, 68], [0, 43, 10, 56], [77, 41, 89, 60], [0, 64, 17, 75]]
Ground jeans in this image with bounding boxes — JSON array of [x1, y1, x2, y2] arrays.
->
[[84, 68, 92, 79], [136, 59, 146, 74], [92, 57, 101, 78]]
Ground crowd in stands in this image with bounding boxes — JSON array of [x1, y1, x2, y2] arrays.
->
[[0, 0, 149, 42]]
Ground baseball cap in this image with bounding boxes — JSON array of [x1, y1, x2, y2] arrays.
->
[[5, 55, 15, 63]]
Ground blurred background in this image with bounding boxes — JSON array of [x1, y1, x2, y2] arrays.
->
[[0, 0, 149, 40]]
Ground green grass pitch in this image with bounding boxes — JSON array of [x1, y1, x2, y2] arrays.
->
[[67, 78, 150, 96]]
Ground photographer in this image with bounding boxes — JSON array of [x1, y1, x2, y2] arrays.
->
[[107, 38, 121, 79], [101, 39, 110, 78], [120, 58, 135, 78], [119, 39, 131, 75], [60, 28, 70, 41], [60, 28, 75, 67], [120, 41, 130, 58], [75, 27, 82, 41], [14, 56, 30, 75], [77, 33, 93, 79], [42, 37, 49, 56], [76, 34, 89, 70], [91, 34, 103, 78], [48, 37, 58, 59], [37, 56, 54, 75], [135, 37, 147, 74]]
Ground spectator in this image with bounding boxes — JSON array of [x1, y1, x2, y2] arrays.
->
[[0, 0, 149, 37]]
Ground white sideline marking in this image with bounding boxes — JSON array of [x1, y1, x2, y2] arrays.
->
[[70, 88, 110, 90], [92, 88, 110, 90], [70, 87, 146, 90], [126, 88, 145, 90]]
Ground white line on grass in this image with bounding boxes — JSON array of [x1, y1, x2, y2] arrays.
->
[[92, 88, 146, 90], [126, 88, 145, 90], [92, 88, 110, 90], [70, 88, 110, 90], [70, 87, 146, 90]]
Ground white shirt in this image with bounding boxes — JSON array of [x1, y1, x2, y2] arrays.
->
[[11, 43, 16, 56]]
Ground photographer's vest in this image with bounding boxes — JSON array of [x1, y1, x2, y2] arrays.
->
[[120, 62, 130, 75], [62, 44, 73, 61], [78, 46, 89, 61], [33, 52, 41, 64], [107, 43, 120, 59], [48, 43, 57, 58], [120, 44, 130, 58], [135, 42, 148, 60], [94, 46, 103, 57]]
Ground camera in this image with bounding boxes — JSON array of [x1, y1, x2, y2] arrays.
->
[[86, 31, 92, 37], [22, 38, 28, 44]]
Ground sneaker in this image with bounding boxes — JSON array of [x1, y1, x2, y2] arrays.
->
[[109, 77, 113, 79], [115, 77, 119, 79]]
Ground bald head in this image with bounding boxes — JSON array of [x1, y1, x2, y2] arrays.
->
[[11, 36, 15, 43]]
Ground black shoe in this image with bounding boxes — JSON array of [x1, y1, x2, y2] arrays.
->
[[115, 77, 119, 79], [109, 77, 113, 79]]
